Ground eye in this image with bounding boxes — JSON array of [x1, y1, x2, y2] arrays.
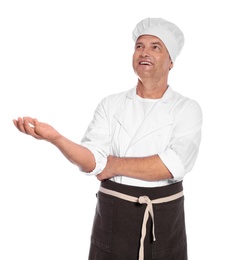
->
[[135, 44, 143, 50], [152, 45, 160, 50]]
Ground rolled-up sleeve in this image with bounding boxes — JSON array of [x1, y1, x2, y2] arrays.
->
[[80, 98, 110, 176], [159, 99, 203, 180]]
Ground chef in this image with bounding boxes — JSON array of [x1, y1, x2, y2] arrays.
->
[[13, 17, 202, 260]]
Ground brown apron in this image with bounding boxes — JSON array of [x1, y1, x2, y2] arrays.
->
[[88, 180, 187, 260]]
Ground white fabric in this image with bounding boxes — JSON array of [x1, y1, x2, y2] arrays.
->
[[132, 18, 185, 62], [81, 86, 202, 187]]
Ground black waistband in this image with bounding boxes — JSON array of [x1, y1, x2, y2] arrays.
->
[[100, 180, 183, 200]]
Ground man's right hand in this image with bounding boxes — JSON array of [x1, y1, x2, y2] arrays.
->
[[13, 117, 61, 143]]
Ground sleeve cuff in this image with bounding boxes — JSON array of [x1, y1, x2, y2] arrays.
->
[[80, 146, 107, 176], [159, 149, 186, 181]]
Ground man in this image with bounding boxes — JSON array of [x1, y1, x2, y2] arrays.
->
[[13, 18, 202, 260]]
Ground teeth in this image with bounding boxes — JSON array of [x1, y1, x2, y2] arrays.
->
[[140, 61, 151, 65]]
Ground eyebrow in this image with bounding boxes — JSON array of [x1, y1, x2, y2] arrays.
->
[[151, 41, 163, 46], [135, 41, 163, 46]]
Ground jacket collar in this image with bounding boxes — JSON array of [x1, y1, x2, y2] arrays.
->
[[126, 85, 174, 103]]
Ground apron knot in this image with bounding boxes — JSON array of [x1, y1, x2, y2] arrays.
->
[[138, 195, 150, 204]]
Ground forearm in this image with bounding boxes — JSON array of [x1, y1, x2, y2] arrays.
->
[[98, 155, 173, 181], [117, 155, 172, 180], [13, 117, 96, 172], [51, 135, 95, 173]]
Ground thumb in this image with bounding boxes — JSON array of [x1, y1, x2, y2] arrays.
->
[[33, 118, 39, 126]]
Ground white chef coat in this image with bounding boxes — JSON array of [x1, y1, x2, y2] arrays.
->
[[81, 86, 202, 187]]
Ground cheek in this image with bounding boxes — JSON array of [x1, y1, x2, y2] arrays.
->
[[132, 54, 138, 70], [157, 57, 171, 70]]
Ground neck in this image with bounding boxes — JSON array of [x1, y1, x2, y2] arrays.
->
[[136, 79, 168, 99]]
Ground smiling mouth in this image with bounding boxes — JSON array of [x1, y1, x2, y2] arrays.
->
[[139, 61, 153, 65]]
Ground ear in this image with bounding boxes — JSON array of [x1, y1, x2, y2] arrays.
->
[[169, 61, 174, 71]]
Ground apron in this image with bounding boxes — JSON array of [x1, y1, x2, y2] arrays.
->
[[88, 180, 187, 260]]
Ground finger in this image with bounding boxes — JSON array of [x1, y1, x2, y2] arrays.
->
[[23, 117, 41, 139], [15, 117, 27, 133], [24, 117, 35, 127], [96, 176, 102, 182], [96, 174, 102, 181], [12, 119, 18, 128], [33, 118, 39, 127], [23, 117, 34, 134]]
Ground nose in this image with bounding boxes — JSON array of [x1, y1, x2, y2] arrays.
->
[[140, 47, 150, 57]]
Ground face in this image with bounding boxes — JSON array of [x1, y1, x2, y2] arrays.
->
[[132, 35, 173, 81]]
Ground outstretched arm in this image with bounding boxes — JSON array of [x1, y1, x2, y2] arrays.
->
[[13, 117, 95, 173]]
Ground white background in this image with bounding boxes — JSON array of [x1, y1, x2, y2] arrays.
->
[[0, 0, 228, 259]]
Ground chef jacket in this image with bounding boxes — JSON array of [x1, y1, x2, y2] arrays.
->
[[81, 86, 202, 187]]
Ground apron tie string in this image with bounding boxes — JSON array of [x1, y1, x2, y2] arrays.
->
[[99, 186, 183, 260]]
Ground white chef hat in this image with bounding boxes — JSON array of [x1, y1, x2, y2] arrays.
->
[[132, 18, 184, 62]]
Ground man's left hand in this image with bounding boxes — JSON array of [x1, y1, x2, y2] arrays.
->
[[96, 155, 118, 181]]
